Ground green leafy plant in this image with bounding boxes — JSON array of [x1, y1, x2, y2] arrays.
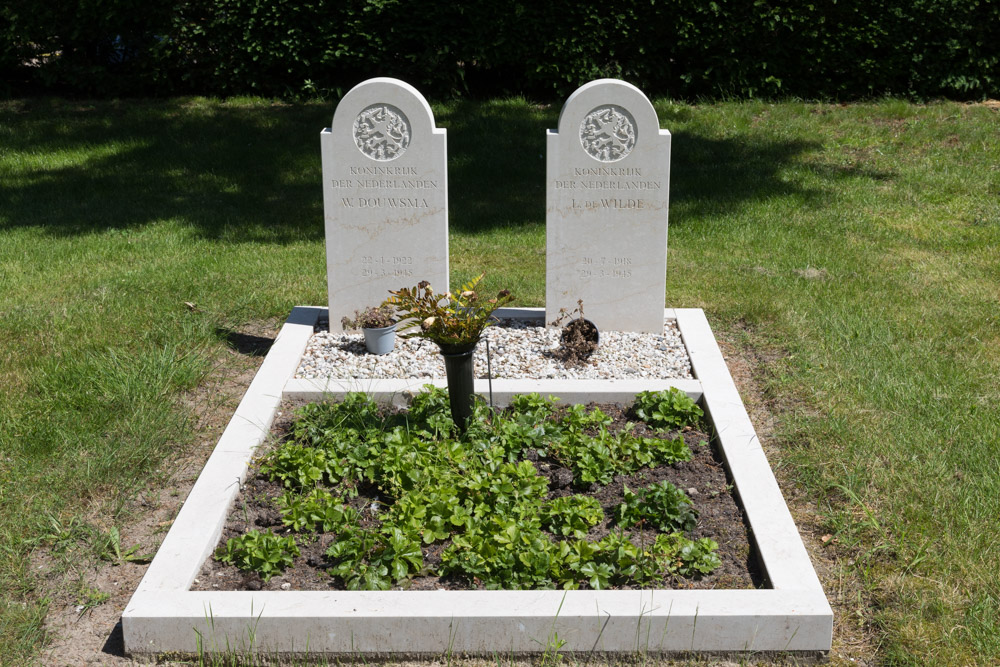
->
[[260, 442, 335, 490], [369, 426, 439, 497], [547, 414, 691, 487], [559, 403, 612, 433], [99, 526, 154, 565], [652, 533, 723, 576], [326, 526, 423, 590], [230, 392, 721, 591], [216, 530, 300, 582], [509, 392, 558, 421], [386, 480, 472, 544], [276, 488, 359, 533], [383, 273, 514, 348], [616, 481, 698, 533], [407, 384, 455, 436], [633, 388, 705, 430], [441, 515, 558, 589], [541, 495, 604, 538]]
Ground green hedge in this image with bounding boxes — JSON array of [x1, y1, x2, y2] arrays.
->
[[2, 0, 998, 100]]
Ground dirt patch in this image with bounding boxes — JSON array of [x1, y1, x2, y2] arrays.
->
[[194, 403, 759, 593], [871, 117, 910, 132], [794, 267, 829, 281], [34, 319, 281, 666]]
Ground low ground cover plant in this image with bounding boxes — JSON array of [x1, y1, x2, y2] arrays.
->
[[215, 529, 300, 582], [215, 387, 720, 590], [633, 388, 705, 431]]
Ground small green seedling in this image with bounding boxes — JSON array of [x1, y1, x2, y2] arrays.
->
[[633, 388, 704, 430], [216, 530, 300, 581], [101, 526, 154, 565]]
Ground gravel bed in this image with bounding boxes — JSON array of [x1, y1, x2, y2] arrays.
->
[[295, 317, 693, 380]]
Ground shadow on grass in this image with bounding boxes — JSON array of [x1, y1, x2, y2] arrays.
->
[[0, 98, 893, 241], [214, 326, 275, 357], [0, 99, 331, 242]]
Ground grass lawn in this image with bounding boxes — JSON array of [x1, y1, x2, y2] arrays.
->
[[1, 96, 998, 665]]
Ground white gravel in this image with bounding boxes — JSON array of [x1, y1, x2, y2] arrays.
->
[[295, 318, 693, 380]]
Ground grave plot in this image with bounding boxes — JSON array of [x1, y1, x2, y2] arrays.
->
[[123, 77, 830, 657], [122, 307, 833, 657]]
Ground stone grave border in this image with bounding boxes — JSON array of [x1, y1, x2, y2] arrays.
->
[[123, 306, 832, 657]]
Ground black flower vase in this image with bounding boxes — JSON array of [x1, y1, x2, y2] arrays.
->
[[437, 340, 478, 431]]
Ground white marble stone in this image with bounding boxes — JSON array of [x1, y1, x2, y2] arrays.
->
[[546, 79, 671, 333], [321, 78, 448, 332]]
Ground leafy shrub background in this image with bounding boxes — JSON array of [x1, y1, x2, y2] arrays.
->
[[2, 1, 997, 100]]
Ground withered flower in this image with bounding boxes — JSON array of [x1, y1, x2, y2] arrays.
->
[[422, 316, 436, 330]]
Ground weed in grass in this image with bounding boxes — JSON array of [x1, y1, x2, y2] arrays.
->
[[36, 514, 90, 555], [534, 592, 567, 667], [96, 526, 154, 565], [73, 583, 109, 617]]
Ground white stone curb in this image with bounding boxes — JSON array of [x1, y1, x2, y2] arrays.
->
[[284, 377, 704, 406], [123, 306, 832, 657]]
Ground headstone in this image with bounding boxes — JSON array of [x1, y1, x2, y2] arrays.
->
[[545, 79, 671, 333], [321, 78, 449, 332]]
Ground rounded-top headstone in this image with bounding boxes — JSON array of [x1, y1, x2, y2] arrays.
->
[[322, 78, 449, 332], [546, 79, 671, 334]]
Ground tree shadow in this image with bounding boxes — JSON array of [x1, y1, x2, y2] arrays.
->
[[436, 98, 555, 234], [0, 99, 331, 242], [440, 100, 894, 234], [669, 131, 893, 224], [0, 99, 893, 241]]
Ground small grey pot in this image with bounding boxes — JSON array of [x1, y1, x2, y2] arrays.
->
[[362, 324, 396, 355]]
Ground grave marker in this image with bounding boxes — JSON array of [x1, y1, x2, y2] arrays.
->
[[321, 77, 448, 331], [546, 79, 671, 333]]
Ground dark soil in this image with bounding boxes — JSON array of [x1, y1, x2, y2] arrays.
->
[[194, 402, 763, 593], [551, 318, 600, 366]]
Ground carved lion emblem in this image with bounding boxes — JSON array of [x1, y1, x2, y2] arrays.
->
[[580, 105, 636, 162], [354, 104, 410, 161]]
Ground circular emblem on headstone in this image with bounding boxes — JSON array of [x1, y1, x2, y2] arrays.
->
[[579, 105, 636, 162], [353, 104, 410, 161]]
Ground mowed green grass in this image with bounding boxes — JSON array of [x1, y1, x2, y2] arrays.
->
[[1, 97, 998, 665]]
